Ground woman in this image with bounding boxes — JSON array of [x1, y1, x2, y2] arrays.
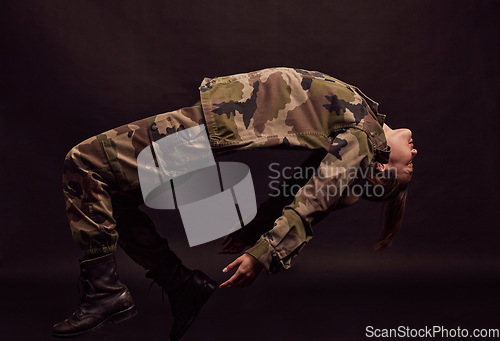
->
[[219, 123, 416, 288], [53, 67, 417, 339]]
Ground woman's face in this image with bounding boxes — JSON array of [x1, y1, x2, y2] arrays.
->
[[383, 126, 418, 185]]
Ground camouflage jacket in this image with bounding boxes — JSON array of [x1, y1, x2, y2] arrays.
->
[[199, 67, 391, 273]]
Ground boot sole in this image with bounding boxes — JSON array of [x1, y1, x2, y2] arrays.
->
[[170, 278, 217, 341], [52, 305, 138, 338]]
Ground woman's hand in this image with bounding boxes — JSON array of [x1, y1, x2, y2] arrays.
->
[[218, 231, 247, 254], [219, 253, 263, 288]]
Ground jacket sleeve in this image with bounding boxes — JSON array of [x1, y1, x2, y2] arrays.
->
[[246, 128, 374, 274]]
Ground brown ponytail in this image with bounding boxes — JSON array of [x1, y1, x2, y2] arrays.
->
[[375, 188, 408, 250], [361, 167, 408, 250]]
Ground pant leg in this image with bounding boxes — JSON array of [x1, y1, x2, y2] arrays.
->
[[63, 134, 119, 257], [111, 189, 175, 270], [62, 104, 204, 256]]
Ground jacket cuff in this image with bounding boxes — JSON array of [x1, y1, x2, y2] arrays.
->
[[245, 238, 275, 274]]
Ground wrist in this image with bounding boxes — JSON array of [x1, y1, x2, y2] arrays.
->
[[245, 239, 272, 273]]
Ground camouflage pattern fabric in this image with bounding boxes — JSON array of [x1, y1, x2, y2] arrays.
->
[[200, 67, 389, 159], [63, 104, 204, 256], [200, 67, 390, 273], [245, 128, 373, 273], [63, 67, 390, 270]]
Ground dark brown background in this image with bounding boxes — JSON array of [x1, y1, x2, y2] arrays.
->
[[2, 1, 499, 340]]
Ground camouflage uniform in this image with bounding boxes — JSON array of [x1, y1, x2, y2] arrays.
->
[[63, 67, 390, 272]]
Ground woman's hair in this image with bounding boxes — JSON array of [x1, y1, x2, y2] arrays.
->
[[362, 167, 409, 250]]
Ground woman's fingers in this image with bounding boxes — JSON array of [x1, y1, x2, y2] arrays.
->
[[220, 269, 248, 288], [218, 233, 246, 254], [218, 244, 244, 254], [222, 256, 242, 273], [218, 236, 234, 254], [220, 254, 263, 288], [221, 234, 231, 245], [220, 256, 246, 288], [220, 272, 239, 288]]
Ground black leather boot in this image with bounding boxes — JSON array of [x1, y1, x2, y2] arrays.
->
[[52, 254, 137, 337], [112, 203, 217, 340], [146, 258, 217, 341]]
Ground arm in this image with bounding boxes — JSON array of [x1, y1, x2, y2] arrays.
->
[[220, 128, 374, 286], [219, 188, 360, 255], [219, 149, 329, 254]]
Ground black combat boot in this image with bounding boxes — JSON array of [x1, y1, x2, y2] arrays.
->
[[112, 203, 217, 340], [146, 256, 217, 341], [52, 254, 137, 337]]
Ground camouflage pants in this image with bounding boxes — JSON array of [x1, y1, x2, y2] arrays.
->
[[63, 103, 205, 257]]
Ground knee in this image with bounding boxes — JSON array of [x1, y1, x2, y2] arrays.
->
[[63, 145, 81, 174], [63, 135, 100, 173]]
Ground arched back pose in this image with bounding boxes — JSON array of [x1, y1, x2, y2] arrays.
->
[[53, 68, 417, 339]]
